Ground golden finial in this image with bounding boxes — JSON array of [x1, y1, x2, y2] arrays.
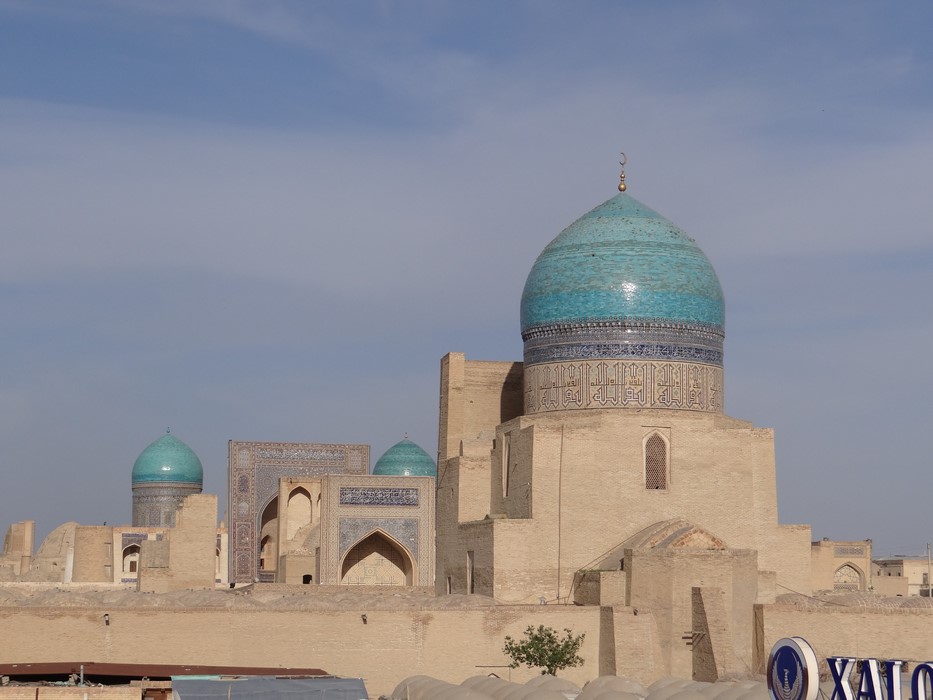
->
[[618, 152, 627, 192]]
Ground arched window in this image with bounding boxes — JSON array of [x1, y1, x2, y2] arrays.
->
[[645, 433, 668, 490], [834, 563, 863, 590]]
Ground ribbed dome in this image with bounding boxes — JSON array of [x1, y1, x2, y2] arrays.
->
[[521, 192, 724, 334], [131, 433, 204, 485], [372, 438, 436, 477]]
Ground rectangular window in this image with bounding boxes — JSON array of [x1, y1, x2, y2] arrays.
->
[[502, 434, 511, 497]]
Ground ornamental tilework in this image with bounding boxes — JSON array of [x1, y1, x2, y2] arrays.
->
[[524, 360, 722, 414], [132, 484, 200, 528], [121, 532, 147, 549], [228, 441, 370, 584], [338, 517, 419, 563], [522, 319, 723, 368], [339, 487, 419, 506]]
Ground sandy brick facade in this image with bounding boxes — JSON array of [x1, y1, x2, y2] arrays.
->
[[757, 604, 933, 674], [0, 688, 140, 700], [435, 349, 819, 681], [0, 602, 610, 696], [810, 539, 873, 593]]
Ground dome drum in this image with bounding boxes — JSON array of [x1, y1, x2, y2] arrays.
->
[[521, 317, 723, 368]]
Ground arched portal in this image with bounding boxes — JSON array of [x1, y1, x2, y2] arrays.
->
[[122, 544, 140, 574], [340, 531, 414, 586]]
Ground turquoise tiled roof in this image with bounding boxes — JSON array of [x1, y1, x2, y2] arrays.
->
[[372, 438, 436, 477], [131, 433, 204, 485], [520, 193, 724, 333]]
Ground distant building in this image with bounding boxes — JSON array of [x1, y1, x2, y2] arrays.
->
[[227, 439, 435, 586], [810, 539, 872, 592], [874, 556, 932, 596], [132, 431, 204, 527]]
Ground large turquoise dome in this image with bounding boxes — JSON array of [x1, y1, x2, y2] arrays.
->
[[520, 192, 724, 369], [522, 192, 723, 333], [372, 438, 436, 477], [131, 433, 204, 485]]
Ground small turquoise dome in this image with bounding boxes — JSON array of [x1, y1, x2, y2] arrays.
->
[[131, 433, 204, 485], [372, 438, 436, 477], [521, 192, 724, 333]]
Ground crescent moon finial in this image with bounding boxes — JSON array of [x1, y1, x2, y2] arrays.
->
[[618, 152, 628, 192]]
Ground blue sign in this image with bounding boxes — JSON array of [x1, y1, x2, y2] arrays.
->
[[768, 638, 819, 700], [769, 638, 933, 700]]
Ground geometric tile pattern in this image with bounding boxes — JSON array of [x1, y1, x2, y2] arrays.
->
[[227, 441, 370, 583], [132, 484, 201, 528], [522, 318, 723, 367], [338, 517, 419, 562]]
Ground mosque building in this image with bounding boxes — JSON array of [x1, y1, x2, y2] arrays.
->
[[435, 184, 816, 674]]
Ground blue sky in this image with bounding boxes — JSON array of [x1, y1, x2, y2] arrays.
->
[[1, 1, 931, 557]]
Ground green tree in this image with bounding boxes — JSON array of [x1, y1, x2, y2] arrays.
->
[[502, 624, 585, 676]]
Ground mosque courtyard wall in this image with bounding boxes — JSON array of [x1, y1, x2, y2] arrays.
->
[[4, 593, 933, 696]]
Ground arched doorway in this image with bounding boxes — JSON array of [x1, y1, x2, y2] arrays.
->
[[340, 531, 413, 586], [122, 544, 140, 574]]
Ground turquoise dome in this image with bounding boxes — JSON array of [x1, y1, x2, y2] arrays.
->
[[521, 192, 723, 331], [131, 433, 204, 485], [520, 192, 725, 368], [372, 439, 436, 477]]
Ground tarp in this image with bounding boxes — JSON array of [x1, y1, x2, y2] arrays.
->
[[172, 676, 368, 700]]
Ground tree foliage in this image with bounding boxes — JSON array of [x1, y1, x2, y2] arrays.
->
[[502, 624, 585, 676]]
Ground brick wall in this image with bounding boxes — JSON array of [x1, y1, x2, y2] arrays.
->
[[0, 604, 611, 697], [757, 604, 933, 674], [0, 688, 140, 700]]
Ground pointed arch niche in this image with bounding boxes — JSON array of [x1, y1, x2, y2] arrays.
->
[[340, 530, 414, 586], [258, 496, 278, 573], [834, 563, 864, 591], [286, 487, 312, 541]]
